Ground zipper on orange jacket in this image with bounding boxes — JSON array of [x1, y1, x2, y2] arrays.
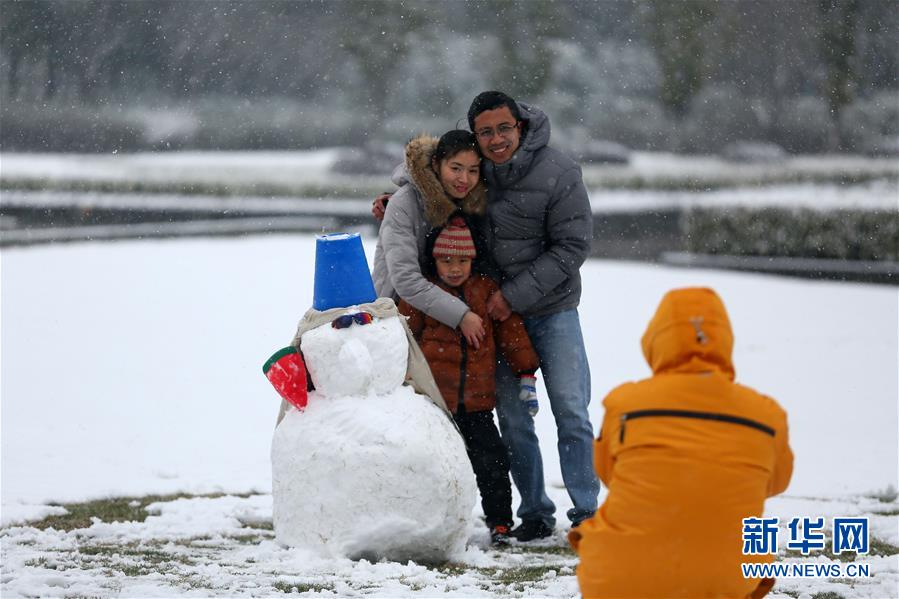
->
[[619, 409, 776, 443]]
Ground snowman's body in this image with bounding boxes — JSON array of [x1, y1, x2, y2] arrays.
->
[[271, 309, 476, 562]]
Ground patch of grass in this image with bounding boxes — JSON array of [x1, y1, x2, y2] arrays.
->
[[783, 587, 851, 599], [24, 557, 48, 567], [781, 535, 898, 562], [173, 574, 216, 590], [74, 540, 196, 579], [398, 576, 426, 591], [78, 542, 191, 564], [23, 556, 74, 571], [272, 580, 333, 594], [433, 552, 574, 586], [112, 563, 162, 577], [170, 536, 214, 547], [510, 543, 575, 556], [495, 564, 561, 585], [869, 536, 899, 557], [31, 497, 157, 531], [167, 534, 271, 552], [433, 562, 469, 576], [32, 494, 186, 530], [25, 492, 261, 531], [243, 519, 274, 531], [166, 532, 272, 550], [227, 533, 273, 545]]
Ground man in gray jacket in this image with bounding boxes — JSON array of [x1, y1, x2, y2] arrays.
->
[[469, 91, 599, 541]]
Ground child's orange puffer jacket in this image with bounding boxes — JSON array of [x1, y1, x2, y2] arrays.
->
[[571, 287, 793, 599], [399, 274, 538, 413]]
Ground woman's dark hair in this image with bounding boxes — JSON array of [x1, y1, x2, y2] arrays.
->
[[432, 129, 480, 165], [467, 91, 522, 131]]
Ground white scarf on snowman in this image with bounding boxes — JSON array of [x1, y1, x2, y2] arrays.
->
[[275, 297, 449, 426]]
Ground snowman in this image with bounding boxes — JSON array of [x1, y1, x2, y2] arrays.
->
[[264, 233, 476, 563]]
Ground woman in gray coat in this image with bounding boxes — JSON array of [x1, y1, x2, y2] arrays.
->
[[372, 130, 489, 348]]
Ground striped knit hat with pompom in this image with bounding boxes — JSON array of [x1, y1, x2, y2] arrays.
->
[[432, 217, 477, 259]]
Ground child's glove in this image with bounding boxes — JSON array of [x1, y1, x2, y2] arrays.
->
[[518, 374, 539, 417]]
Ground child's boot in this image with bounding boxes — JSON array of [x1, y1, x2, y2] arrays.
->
[[490, 524, 512, 546]]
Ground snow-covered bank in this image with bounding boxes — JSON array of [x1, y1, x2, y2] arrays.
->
[[3, 178, 897, 215], [0, 150, 344, 189], [589, 178, 898, 212], [2, 150, 897, 199]]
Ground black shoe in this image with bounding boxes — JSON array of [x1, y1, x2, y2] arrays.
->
[[490, 525, 512, 546], [511, 520, 553, 542]]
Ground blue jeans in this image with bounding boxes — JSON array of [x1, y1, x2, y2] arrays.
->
[[495, 309, 599, 527]]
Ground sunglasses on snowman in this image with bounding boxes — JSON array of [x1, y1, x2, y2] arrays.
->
[[331, 312, 374, 329]]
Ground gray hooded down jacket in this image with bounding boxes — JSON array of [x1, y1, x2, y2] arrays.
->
[[482, 102, 592, 317], [372, 135, 487, 328]]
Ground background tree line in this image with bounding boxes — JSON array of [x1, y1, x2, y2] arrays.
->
[[1, 0, 896, 153]]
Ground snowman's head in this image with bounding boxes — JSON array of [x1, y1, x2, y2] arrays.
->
[[300, 307, 409, 397]]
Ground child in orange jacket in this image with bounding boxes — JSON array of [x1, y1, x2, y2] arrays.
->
[[399, 217, 540, 546], [569, 287, 793, 598]]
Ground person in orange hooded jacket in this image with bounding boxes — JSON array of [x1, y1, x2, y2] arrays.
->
[[570, 287, 793, 599]]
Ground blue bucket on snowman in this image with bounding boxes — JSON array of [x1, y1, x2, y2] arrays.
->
[[312, 233, 377, 311], [264, 232, 377, 409]]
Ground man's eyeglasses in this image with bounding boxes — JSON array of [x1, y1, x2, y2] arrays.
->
[[475, 122, 519, 141], [331, 312, 374, 329]]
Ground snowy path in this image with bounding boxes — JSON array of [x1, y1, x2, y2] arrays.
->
[[2, 235, 897, 597]]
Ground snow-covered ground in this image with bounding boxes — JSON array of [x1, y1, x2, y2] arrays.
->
[[2, 234, 897, 597], [0, 150, 347, 190]]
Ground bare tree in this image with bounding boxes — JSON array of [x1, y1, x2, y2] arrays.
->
[[333, 1, 426, 138], [817, 0, 861, 150], [645, 0, 716, 119]]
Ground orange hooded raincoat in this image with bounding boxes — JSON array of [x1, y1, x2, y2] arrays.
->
[[571, 287, 793, 598]]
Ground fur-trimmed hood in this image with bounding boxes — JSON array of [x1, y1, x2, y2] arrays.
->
[[391, 135, 487, 228]]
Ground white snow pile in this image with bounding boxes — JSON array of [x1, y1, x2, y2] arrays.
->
[[271, 311, 476, 562], [299, 307, 408, 396]]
